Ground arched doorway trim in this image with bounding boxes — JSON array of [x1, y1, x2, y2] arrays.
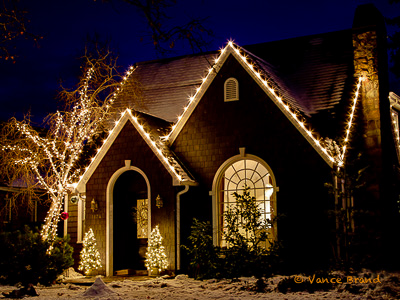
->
[[106, 160, 151, 276]]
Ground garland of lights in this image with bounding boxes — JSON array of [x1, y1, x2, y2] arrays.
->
[[145, 225, 168, 274], [390, 108, 400, 160], [1, 63, 133, 245], [160, 41, 365, 168], [77, 108, 184, 185], [339, 76, 364, 165], [78, 228, 102, 275], [74, 41, 366, 191]]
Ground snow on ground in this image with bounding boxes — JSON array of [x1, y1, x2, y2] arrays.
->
[[1, 270, 400, 299]]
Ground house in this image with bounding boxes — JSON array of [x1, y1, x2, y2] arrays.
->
[[0, 184, 49, 233], [66, 4, 400, 275]]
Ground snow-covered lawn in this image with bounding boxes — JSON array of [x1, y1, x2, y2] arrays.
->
[[1, 270, 400, 299]]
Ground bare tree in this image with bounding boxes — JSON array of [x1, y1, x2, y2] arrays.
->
[[102, 0, 213, 55], [0, 48, 122, 243], [0, 0, 40, 62]]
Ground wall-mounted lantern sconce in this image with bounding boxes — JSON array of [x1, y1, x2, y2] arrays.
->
[[156, 195, 163, 208], [91, 198, 98, 213]]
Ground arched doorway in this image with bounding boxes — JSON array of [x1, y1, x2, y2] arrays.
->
[[113, 170, 148, 273]]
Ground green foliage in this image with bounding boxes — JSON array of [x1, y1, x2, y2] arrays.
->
[[78, 228, 102, 275], [0, 226, 73, 286], [224, 187, 270, 251], [325, 151, 390, 270], [184, 187, 282, 279], [182, 219, 221, 279], [221, 187, 277, 278]]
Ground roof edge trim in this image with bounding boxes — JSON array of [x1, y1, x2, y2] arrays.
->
[[165, 41, 336, 168], [75, 109, 196, 193]]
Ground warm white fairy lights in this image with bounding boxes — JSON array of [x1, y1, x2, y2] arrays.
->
[[162, 41, 341, 166], [338, 76, 364, 164], [390, 108, 400, 159], [75, 40, 367, 200], [156, 41, 367, 169], [389, 92, 400, 162], [145, 225, 168, 274], [1, 64, 131, 244], [78, 228, 102, 275], [75, 108, 187, 189]]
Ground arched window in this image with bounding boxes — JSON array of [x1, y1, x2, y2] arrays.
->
[[224, 77, 239, 102], [212, 155, 276, 248]]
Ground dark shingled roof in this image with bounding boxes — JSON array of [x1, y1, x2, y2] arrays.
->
[[244, 29, 354, 118], [244, 29, 355, 137], [112, 29, 356, 139], [113, 52, 217, 123]]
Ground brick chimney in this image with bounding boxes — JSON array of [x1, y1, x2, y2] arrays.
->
[[352, 4, 400, 266], [352, 3, 391, 201]]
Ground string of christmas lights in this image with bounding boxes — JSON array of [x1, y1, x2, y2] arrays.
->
[[339, 76, 364, 165], [1, 60, 127, 244], [78, 228, 102, 275], [161, 41, 365, 167], [75, 40, 366, 193], [390, 108, 400, 160], [145, 225, 168, 274], [76, 108, 185, 186]]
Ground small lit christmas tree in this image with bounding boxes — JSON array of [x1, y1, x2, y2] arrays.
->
[[78, 228, 102, 275], [145, 225, 168, 274]]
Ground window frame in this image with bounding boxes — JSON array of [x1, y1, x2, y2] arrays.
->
[[211, 152, 277, 247], [77, 196, 86, 243]]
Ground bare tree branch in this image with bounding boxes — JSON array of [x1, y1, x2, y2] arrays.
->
[[101, 0, 213, 55], [0, 47, 122, 243], [0, 0, 40, 62]]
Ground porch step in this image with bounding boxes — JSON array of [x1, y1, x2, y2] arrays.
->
[[114, 269, 148, 276]]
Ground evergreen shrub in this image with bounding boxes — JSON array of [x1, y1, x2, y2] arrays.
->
[[0, 226, 73, 286], [182, 219, 221, 279], [184, 187, 282, 279]]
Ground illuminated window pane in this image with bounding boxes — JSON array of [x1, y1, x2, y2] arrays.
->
[[217, 158, 275, 248]]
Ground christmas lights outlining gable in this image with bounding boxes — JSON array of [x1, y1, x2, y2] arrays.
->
[[59, 5, 400, 277], [1, 63, 135, 244], [75, 108, 196, 194], [73, 41, 367, 193], [163, 41, 365, 168], [338, 76, 364, 165]]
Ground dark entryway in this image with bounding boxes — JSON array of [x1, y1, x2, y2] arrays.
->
[[113, 170, 148, 273]]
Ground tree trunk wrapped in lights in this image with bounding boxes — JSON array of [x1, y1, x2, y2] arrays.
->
[[145, 225, 168, 274], [78, 228, 102, 275], [0, 49, 126, 244]]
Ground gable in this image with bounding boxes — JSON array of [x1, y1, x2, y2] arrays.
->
[[89, 35, 365, 176], [75, 109, 196, 193], [170, 55, 335, 186], [165, 42, 340, 167]]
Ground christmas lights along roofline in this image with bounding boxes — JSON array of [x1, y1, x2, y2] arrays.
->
[[74, 40, 365, 193], [74, 108, 196, 194], [390, 92, 400, 163], [164, 41, 363, 168]]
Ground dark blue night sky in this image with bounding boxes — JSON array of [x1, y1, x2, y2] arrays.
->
[[1, 0, 399, 123]]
